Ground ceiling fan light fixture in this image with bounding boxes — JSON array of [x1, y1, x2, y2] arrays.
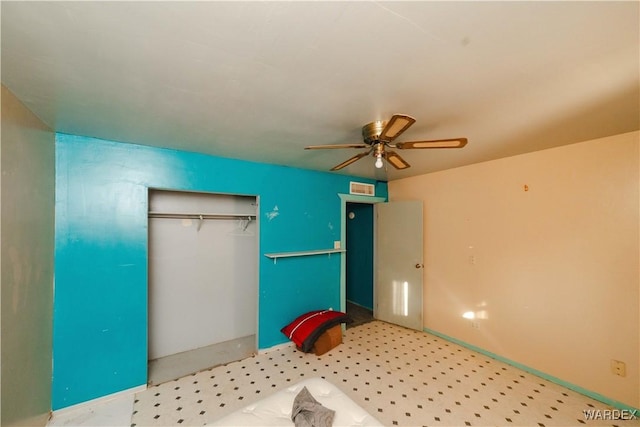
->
[[374, 154, 384, 169]]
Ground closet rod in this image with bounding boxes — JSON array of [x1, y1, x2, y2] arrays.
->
[[148, 212, 256, 220]]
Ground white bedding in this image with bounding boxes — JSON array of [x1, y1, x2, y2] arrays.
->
[[207, 377, 383, 426]]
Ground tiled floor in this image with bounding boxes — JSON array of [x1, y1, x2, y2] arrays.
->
[[128, 321, 637, 426]]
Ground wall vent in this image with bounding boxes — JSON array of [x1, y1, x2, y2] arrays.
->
[[350, 181, 375, 196]]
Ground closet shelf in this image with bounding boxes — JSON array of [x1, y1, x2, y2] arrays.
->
[[264, 248, 345, 264], [148, 212, 256, 220]]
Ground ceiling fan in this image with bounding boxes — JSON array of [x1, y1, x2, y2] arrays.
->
[[305, 114, 467, 171]]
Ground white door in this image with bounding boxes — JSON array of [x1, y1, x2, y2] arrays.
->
[[374, 201, 423, 330]]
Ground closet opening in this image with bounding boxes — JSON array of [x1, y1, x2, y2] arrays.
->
[[345, 202, 374, 328], [147, 189, 259, 385]]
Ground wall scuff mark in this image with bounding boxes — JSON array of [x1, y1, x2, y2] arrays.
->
[[266, 205, 280, 221]]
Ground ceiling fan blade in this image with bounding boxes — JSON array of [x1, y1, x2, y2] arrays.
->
[[305, 144, 369, 150], [379, 114, 416, 142], [396, 138, 468, 149], [330, 151, 370, 171], [384, 150, 411, 170]]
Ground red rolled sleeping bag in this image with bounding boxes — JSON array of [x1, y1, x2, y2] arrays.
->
[[281, 309, 350, 353]]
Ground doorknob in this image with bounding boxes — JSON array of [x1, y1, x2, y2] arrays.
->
[[415, 263, 424, 269]]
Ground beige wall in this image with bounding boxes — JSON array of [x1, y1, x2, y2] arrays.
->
[[1, 85, 55, 426], [389, 131, 639, 408]]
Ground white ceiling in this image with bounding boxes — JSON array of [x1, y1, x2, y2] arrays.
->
[[2, 1, 638, 181]]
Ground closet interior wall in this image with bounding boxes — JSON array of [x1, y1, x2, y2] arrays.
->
[[148, 189, 258, 383]]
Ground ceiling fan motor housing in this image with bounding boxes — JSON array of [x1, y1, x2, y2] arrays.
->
[[362, 121, 387, 144]]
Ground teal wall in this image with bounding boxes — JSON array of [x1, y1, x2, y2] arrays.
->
[[345, 203, 374, 309], [53, 133, 388, 409]]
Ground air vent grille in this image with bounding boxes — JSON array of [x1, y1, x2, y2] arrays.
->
[[350, 182, 375, 196]]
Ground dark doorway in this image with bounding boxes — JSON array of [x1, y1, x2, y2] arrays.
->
[[345, 202, 374, 328]]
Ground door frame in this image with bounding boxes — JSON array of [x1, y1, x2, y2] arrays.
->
[[338, 194, 386, 314]]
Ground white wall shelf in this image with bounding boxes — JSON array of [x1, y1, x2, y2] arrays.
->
[[264, 248, 345, 264]]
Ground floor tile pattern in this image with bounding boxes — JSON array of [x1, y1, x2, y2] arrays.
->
[[132, 321, 638, 426]]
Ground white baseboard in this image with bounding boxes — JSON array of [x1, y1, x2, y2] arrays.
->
[[50, 384, 146, 418], [258, 341, 294, 354]]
